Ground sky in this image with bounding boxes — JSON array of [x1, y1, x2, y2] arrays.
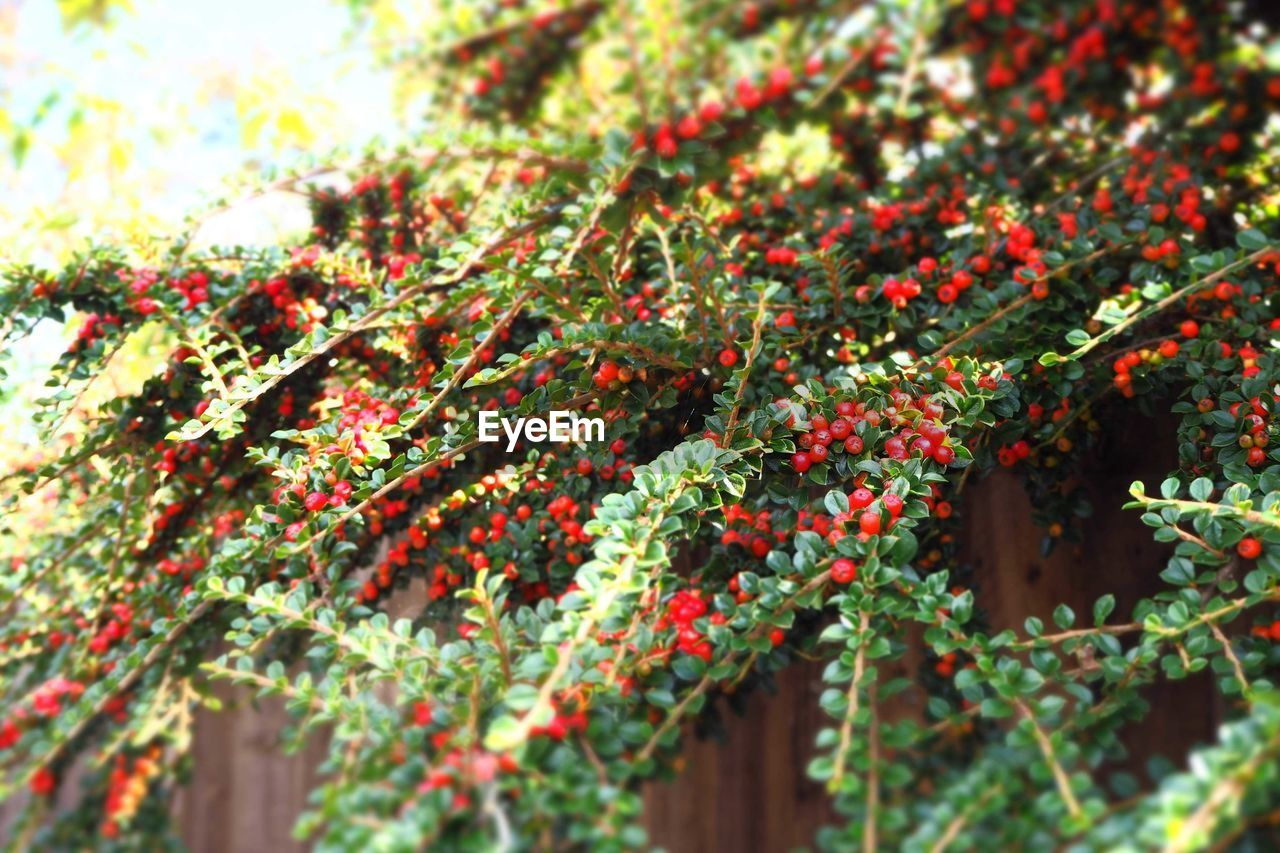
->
[[3, 0, 406, 259]]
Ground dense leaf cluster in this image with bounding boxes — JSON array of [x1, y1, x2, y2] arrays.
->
[[2, 0, 1280, 849]]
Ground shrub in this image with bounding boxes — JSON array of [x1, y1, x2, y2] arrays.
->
[[2, 0, 1280, 849]]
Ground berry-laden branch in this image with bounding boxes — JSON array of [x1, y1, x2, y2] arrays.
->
[[4, 0, 1280, 849]]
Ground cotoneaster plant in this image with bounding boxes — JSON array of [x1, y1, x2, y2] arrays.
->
[[2, 0, 1280, 850]]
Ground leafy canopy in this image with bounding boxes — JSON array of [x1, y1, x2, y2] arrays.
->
[[2, 1, 1280, 850]]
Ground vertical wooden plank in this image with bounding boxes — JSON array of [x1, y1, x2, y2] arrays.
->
[[175, 678, 328, 853], [644, 658, 838, 853]]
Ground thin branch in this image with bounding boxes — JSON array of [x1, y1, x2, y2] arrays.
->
[[930, 789, 997, 853], [1014, 697, 1083, 818], [1207, 621, 1250, 696], [830, 610, 870, 789]]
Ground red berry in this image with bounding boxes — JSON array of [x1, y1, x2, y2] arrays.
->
[[831, 558, 857, 584], [719, 348, 739, 367], [1238, 537, 1262, 560], [304, 491, 328, 512], [850, 488, 874, 509], [30, 768, 55, 796], [766, 66, 793, 99], [859, 509, 882, 536], [597, 360, 620, 382], [910, 437, 935, 458], [699, 100, 724, 123], [676, 114, 703, 140], [791, 452, 811, 473]]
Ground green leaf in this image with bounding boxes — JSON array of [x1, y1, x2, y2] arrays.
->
[[1237, 229, 1270, 251], [1092, 594, 1116, 626], [824, 489, 850, 516], [1189, 477, 1213, 501]]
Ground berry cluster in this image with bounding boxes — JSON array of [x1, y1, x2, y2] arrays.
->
[[3, 1, 1280, 849]]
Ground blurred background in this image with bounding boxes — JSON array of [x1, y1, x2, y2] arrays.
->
[[0, 0, 433, 454]]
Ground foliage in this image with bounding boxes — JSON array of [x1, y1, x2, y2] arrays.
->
[[3, 0, 1280, 849]]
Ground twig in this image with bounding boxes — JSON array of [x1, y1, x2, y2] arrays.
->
[[830, 610, 870, 789], [179, 202, 566, 442], [478, 577, 514, 687], [894, 8, 929, 115], [1165, 727, 1280, 853], [39, 600, 213, 771], [1009, 622, 1143, 651], [405, 291, 533, 431], [930, 789, 997, 852], [1014, 697, 1082, 818], [927, 242, 1131, 363], [724, 288, 770, 437], [201, 661, 327, 712], [864, 675, 880, 851], [1207, 621, 1250, 696], [1068, 246, 1273, 361]]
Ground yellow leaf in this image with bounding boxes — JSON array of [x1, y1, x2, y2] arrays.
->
[[241, 110, 268, 150], [108, 138, 131, 174], [275, 108, 313, 148]]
